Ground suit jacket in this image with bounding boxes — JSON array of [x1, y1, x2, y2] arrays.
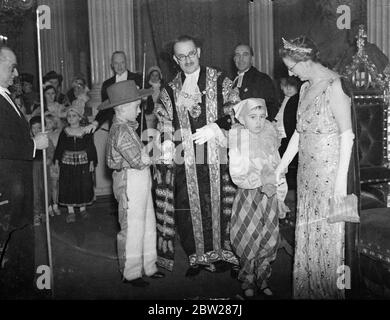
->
[[0, 95, 34, 161], [215, 66, 278, 130], [281, 94, 299, 150], [95, 70, 143, 131], [0, 94, 34, 231], [279, 93, 299, 168], [235, 66, 278, 120]]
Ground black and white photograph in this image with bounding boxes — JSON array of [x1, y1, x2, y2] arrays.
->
[[0, 0, 389, 309]]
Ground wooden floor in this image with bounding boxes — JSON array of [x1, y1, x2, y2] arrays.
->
[[34, 196, 293, 300]]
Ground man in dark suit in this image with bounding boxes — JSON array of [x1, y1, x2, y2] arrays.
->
[[85, 51, 146, 136], [0, 46, 48, 299], [215, 44, 278, 131], [232, 44, 278, 120]]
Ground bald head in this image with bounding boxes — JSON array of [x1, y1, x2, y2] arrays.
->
[[0, 46, 18, 88], [111, 51, 127, 76], [0, 46, 14, 61]]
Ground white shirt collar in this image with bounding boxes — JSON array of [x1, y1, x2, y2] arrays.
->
[[237, 67, 250, 76], [182, 67, 201, 94], [184, 67, 201, 82], [0, 85, 21, 117], [116, 70, 128, 82], [0, 85, 10, 95]]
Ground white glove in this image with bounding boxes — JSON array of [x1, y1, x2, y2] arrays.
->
[[275, 130, 299, 183], [333, 129, 354, 203], [193, 123, 222, 145], [160, 140, 175, 164]]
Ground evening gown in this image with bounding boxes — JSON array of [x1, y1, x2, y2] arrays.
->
[[293, 78, 346, 299]]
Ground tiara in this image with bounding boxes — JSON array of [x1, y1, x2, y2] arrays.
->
[[282, 37, 312, 54]]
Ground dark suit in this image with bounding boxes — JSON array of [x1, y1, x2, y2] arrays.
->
[[279, 94, 299, 158], [0, 94, 35, 298], [234, 66, 278, 120], [278, 93, 299, 190], [95, 70, 146, 137], [215, 66, 277, 130]]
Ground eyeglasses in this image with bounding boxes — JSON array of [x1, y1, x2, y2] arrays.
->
[[175, 49, 198, 62], [287, 61, 300, 72]]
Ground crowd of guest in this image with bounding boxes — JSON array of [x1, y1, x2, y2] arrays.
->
[[0, 33, 359, 300]]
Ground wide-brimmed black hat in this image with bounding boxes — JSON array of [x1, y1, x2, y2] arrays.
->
[[97, 80, 153, 110]]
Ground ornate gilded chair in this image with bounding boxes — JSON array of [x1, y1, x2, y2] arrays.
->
[[341, 26, 390, 297]]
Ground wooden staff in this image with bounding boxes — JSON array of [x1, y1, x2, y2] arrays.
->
[[36, 8, 54, 297]]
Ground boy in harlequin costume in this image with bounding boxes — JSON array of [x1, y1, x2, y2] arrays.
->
[[101, 80, 165, 287], [228, 98, 289, 298], [194, 98, 289, 298]]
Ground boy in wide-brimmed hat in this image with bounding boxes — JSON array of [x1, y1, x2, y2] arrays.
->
[[102, 80, 165, 287]]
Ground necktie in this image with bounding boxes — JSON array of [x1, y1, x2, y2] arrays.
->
[[233, 72, 245, 88]]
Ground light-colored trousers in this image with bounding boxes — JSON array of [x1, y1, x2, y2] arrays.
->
[[113, 168, 157, 281]]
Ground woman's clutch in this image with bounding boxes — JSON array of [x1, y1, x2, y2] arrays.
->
[[327, 193, 360, 224]]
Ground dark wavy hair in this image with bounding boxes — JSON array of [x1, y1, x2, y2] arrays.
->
[[279, 35, 321, 63]]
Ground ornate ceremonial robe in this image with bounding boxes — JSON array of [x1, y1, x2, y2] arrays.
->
[[155, 66, 239, 270]]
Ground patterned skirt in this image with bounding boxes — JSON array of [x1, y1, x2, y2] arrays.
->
[[230, 187, 280, 290], [59, 150, 94, 207]]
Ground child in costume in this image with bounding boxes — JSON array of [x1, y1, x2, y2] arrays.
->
[[53, 105, 97, 223], [228, 98, 289, 298], [195, 98, 289, 298], [103, 80, 164, 287]]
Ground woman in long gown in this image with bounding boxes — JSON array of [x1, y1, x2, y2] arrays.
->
[[275, 36, 359, 299]]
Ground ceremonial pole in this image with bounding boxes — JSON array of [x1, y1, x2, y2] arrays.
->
[[36, 7, 54, 297], [140, 42, 146, 135]]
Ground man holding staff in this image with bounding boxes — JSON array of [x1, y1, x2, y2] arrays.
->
[[0, 46, 48, 299]]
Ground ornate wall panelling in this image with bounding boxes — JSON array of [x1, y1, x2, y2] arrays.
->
[[342, 25, 390, 208]]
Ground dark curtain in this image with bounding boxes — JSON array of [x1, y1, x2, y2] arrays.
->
[[273, 0, 367, 80], [1, 1, 91, 91], [64, 0, 91, 87], [134, 0, 249, 82]]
